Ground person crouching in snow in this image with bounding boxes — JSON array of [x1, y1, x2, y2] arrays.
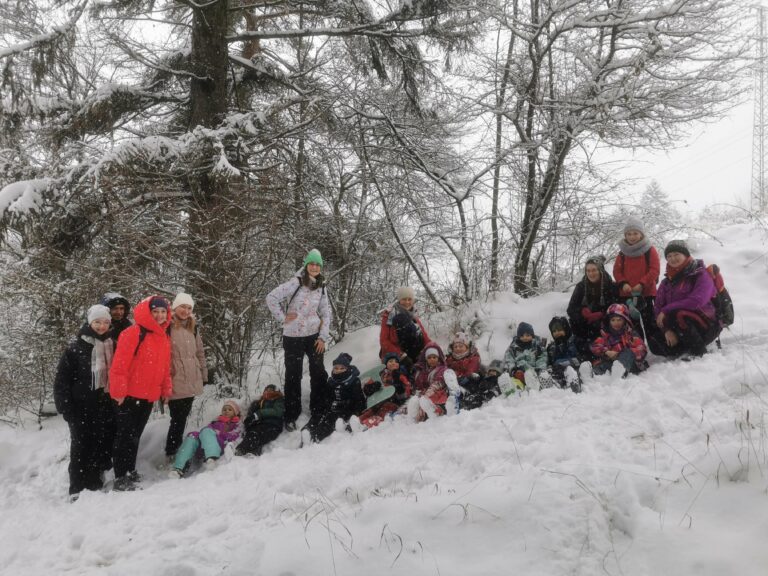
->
[[409, 343, 459, 421], [652, 240, 719, 358], [461, 359, 503, 410], [304, 353, 366, 443], [546, 316, 584, 393], [54, 304, 115, 498], [590, 303, 648, 378], [236, 385, 285, 456], [169, 400, 242, 478], [504, 322, 552, 390], [445, 331, 482, 389], [109, 295, 172, 491]]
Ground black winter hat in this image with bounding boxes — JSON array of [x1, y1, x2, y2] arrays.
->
[[332, 353, 353, 368], [149, 296, 170, 311], [664, 239, 691, 258], [383, 352, 400, 365], [517, 322, 535, 338]]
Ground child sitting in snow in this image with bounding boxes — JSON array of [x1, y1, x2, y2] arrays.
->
[[590, 303, 648, 378], [363, 352, 412, 404], [461, 359, 503, 410], [236, 385, 285, 456], [546, 316, 583, 393], [409, 343, 460, 421], [304, 353, 366, 443], [504, 322, 552, 390], [445, 331, 482, 388], [169, 400, 241, 478]]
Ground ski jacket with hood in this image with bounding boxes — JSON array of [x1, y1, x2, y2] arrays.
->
[[445, 343, 482, 379], [412, 343, 451, 406], [109, 296, 172, 402], [590, 307, 647, 361], [266, 270, 331, 341], [654, 258, 716, 321]]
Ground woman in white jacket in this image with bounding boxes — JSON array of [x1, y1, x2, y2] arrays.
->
[[266, 249, 331, 430]]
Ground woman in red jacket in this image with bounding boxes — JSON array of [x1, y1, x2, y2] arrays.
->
[[613, 216, 660, 337], [379, 286, 429, 370], [109, 295, 172, 491]]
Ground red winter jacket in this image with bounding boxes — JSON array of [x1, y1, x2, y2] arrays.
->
[[613, 247, 660, 298], [379, 307, 430, 359], [445, 345, 482, 379], [109, 296, 172, 402]]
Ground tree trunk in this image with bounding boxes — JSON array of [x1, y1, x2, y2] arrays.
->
[[186, 0, 236, 387]]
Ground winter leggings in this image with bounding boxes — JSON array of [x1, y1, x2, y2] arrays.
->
[[113, 397, 153, 479], [283, 333, 329, 424], [173, 428, 221, 472], [593, 348, 637, 376], [165, 397, 195, 456], [94, 389, 116, 472], [67, 416, 103, 495]]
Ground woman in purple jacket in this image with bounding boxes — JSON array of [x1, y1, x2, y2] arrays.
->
[[652, 240, 718, 358], [168, 400, 241, 478]]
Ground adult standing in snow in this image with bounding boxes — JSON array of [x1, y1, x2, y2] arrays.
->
[[100, 293, 133, 344], [164, 293, 208, 463], [266, 249, 331, 431], [653, 240, 718, 358], [379, 286, 430, 370], [612, 216, 660, 339], [109, 295, 172, 491], [567, 255, 617, 360], [54, 304, 115, 498]]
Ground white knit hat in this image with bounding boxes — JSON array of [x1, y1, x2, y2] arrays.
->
[[172, 293, 194, 310], [424, 347, 439, 358], [397, 286, 415, 300], [87, 304, 111, 324]]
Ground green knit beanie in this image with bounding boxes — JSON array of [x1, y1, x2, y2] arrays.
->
[[303, 248, 323, 267]]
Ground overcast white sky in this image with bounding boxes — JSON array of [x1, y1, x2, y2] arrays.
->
[[605, 100, 754, 215]]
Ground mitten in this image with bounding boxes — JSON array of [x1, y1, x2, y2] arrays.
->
[[586, 311, 603, 323], [363, 380, 381, 397]]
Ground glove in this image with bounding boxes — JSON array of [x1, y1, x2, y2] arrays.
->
[[619, 282, 632, 296], [583, 310, 603, 323], [363, 380, 381, 396]]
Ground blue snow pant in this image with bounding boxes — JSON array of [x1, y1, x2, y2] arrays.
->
[[173, 428, 221, 472]]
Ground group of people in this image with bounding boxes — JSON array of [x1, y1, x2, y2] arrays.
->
[[54, 219, 727, 499], [53, 292, 283, 497]]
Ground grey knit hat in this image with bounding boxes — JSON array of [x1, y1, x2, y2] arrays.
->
[[623, 216, 645, 236]]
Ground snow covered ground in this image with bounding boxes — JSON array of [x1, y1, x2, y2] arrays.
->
[[1, 222, 768, 576]]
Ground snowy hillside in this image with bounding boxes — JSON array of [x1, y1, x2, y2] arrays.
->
[[1, 222, 768, 576]]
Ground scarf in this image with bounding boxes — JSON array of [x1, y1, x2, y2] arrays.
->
[[80, 329, 114, 392], [665, 256, 694, 282], [582, 273, 605, 307], [618, 236, 651, 258], [450, 348, 470, 361]]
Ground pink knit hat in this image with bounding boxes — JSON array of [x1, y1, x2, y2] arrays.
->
[[223, 400, 241, 417]]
